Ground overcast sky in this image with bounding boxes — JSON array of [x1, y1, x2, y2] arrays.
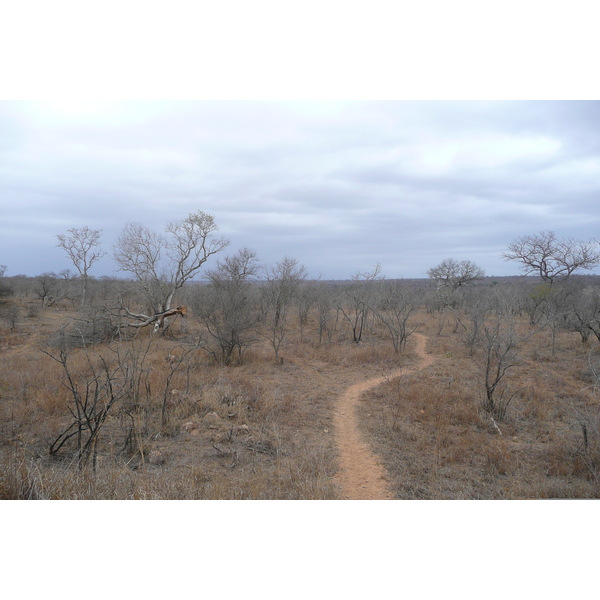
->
[[2, 2, 599, 282], [1, 100, 599, 280]]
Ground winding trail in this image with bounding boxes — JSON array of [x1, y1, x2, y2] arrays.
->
[[333, 333, 435, 500]]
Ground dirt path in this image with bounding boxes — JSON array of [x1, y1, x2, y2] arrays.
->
[[333, 333, 434, 500]]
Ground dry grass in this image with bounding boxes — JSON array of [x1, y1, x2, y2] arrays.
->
[[358, 311, 600, 498], [2, 296, 600, 500], [0, 301, 378, 500]]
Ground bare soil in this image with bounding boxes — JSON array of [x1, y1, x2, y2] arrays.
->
[[333, 333, 434, 499]]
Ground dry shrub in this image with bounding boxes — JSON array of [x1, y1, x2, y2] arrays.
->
[[2, 298, 367, 499], [544, 406, 600, 484], [6, 292, 600, 499], [47, 312, 116, 350]]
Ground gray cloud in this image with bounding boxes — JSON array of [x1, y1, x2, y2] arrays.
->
[[1, 100, 599, 280]]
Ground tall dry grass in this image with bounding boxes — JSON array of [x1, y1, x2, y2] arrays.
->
[[358, 310, 600, 498], [3, 296, 600, 500], [0, 303, 345, 499]]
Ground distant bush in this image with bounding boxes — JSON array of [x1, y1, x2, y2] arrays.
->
[[47, 311, 117, 350], [0, 280, 13, 302]]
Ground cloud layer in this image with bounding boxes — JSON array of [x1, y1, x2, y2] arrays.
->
[[1, 100, 599, 280]]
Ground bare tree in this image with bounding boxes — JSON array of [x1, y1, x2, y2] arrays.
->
[[503, 231, 600, 285], [338, 263, 383, 343], [113, 211, 229, 332], [461, 301, 490, 356], [566, 284, 600, 343], [373, 280, 419, 352], [474, 310, 539, 421], [261, 256, 307, 361], [296, 283, 318, 343], [316, 285, 336, 343], [196, 248, 261, 365], [427, 258, 485, 291], [478, 315, 522, 420], [56, 226, 106, 308], [44, 347, 128, 471], [34, 272, 70, 307]]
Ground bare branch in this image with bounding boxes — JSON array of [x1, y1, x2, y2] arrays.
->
[[427, 258, 485, 290], [504, 231, 600, 284], [56, 226, 105, 307], [113, 211, 229, 330]]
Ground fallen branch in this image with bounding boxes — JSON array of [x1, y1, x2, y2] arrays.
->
[[115, 306, 188, 332]]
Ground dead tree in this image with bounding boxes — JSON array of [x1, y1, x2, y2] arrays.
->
[[116, 305, 188, 334], [43, 348, 128, 471], [113, 211, 228, 332]]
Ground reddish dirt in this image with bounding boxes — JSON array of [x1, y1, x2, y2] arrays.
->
[[333, 333, 435, 499]]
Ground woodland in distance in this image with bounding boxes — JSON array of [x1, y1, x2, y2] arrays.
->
[[1, 215, 600, 499]]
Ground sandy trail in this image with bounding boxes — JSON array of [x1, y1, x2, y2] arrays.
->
[[333, 333, 434, 500]]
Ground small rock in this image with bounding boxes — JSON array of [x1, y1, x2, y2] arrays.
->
[[235, 424, 251, 436], [203, 412, 222, 427]]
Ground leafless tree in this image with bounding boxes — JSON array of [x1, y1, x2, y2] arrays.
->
[[56, 226, 106, 308], [338, 263, 383, 343], [316, 285, 336, 343], [427, 258, 485, 291], [474, 312, 539, 421], [196, 248, 261, 365], [373, 280, 419, 353], [34, 272, 71, 307], [503, 231, 600, 285], [44, 347, 128, 471], [461, 301, 490, 356], [261, 256, 307, 361], [113, 211, 229, 332], [477, 315, 522, 420], [296, 283, 318, 343], [566, 284, 600, 343]]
